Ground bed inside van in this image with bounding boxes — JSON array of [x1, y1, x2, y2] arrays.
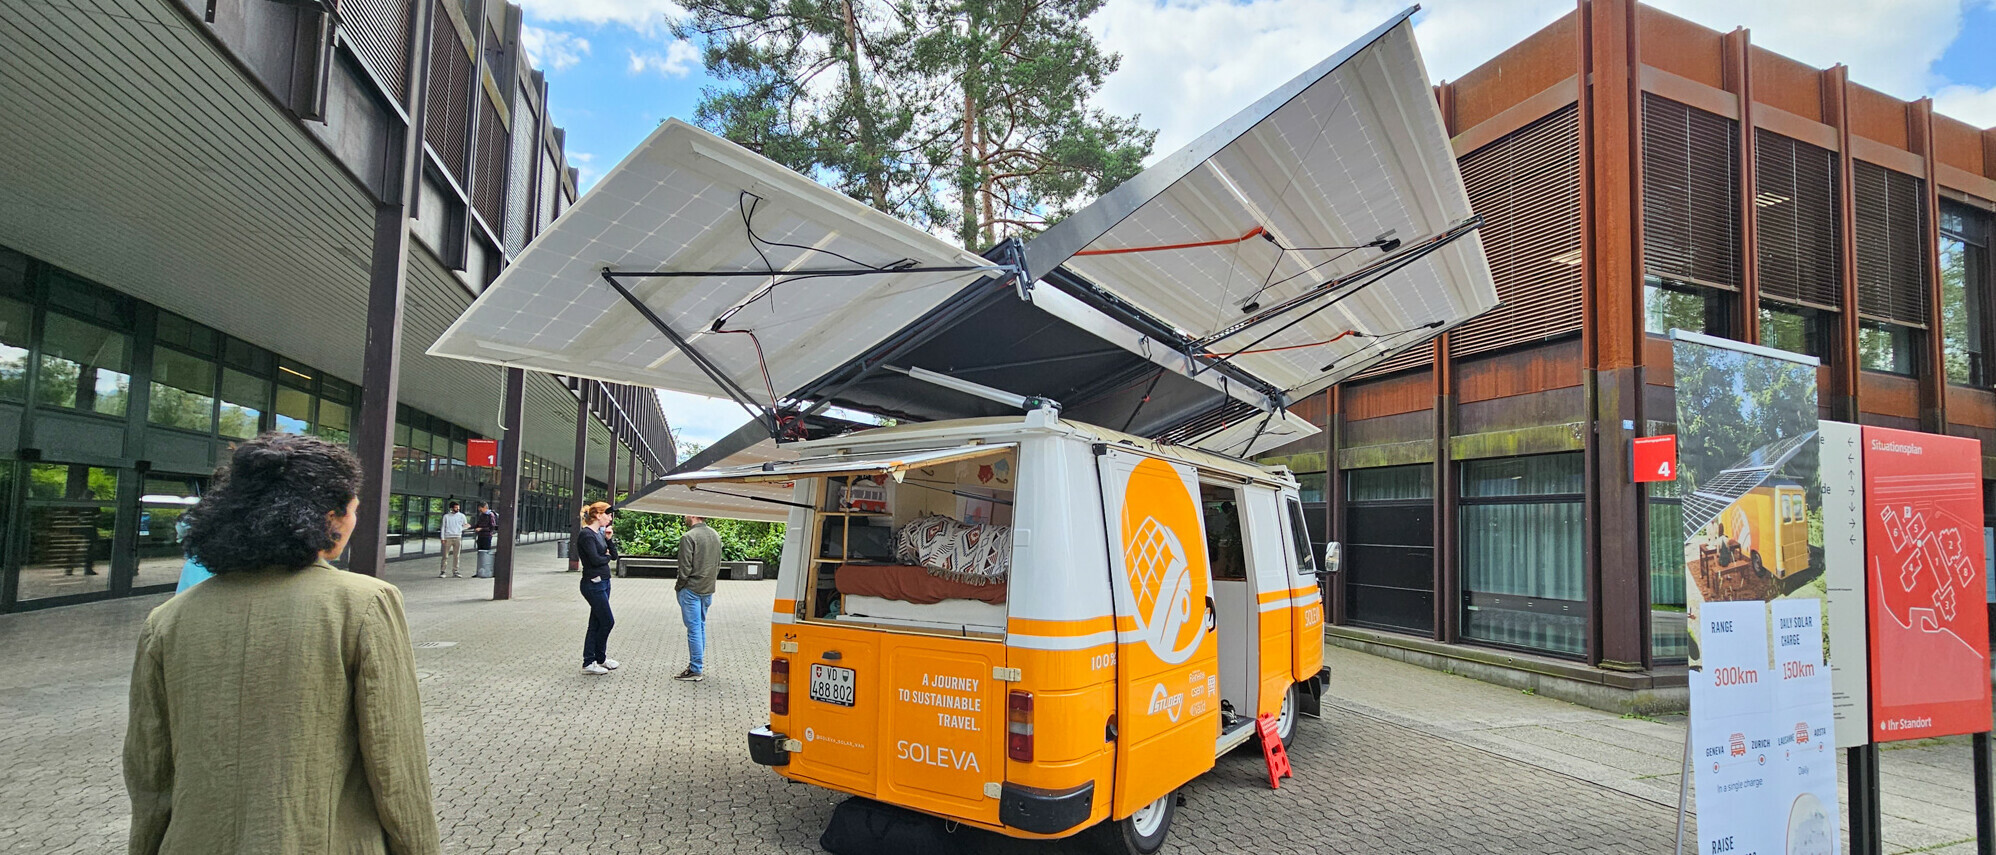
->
[[806, 446, 1016, 637]]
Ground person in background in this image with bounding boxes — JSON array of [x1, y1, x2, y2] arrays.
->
[[172, 517, 212, 593], [471, 500, 498, 579], [437, 500, 467, 579], [124, 432, 440, 855], [576, 501, 620, 676], [674, 514, 724, 682]]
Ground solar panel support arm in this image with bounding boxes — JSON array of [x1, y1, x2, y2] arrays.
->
[[599, 268, 778, 438], [1187, 215, 1483, 353]]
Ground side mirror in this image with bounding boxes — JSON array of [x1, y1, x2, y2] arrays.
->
[[1317, 542, 1341, 576]]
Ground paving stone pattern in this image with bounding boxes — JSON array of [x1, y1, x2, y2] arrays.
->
[[0, 543, 1970, 853]]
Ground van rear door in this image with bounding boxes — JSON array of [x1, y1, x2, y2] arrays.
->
[[1095, 448, 1219, 816], [876, 634, 1007, 824]]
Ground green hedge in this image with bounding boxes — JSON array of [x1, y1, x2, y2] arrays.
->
[[612, 511, 785, 565]]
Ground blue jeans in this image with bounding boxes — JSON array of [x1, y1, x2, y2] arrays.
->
[[581, 577, 613, 666], [678, 588, 713, 672]]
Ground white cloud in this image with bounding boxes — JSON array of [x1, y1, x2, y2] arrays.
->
[[520, 25, 590, 73], [568, 152, 601, 190], [628, 40, 702, 77], [1933, 83, 1996, 127], [515, 0, 683, 36]]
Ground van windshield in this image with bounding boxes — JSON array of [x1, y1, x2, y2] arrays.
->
[[802, 448, 1018, 637]]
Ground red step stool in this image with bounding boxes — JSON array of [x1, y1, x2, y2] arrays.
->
[[1256, 713, 1292, 789]]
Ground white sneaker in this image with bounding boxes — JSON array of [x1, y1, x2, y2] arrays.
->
[[602, 659, 621, 670], [582, 663, 610, 675]]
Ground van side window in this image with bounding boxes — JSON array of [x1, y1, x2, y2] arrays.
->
[[1285, 498, 1317, 575], [1201, 484, 1248, 580]]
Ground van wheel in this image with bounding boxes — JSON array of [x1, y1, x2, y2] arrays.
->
[[1254, 683, 1299, 749], [1090, 791, 1176, 855]]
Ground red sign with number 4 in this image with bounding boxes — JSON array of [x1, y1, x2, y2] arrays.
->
[[1632, 435, 1676, 483]]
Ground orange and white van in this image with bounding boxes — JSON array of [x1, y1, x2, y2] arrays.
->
[[671, 407, 1326, 853]]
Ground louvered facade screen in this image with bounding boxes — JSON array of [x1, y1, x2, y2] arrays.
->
[[1445, 105, 1584, 359], [504, 84, 539, 256], [472, 95, 507, 232], [538, 149, 559, 232], [424, 2, 473, 186], [1853, 160, 1929, 327], [1754, 130, 1842, 309], [1354, 105, 1584, 379], [1642, 94, 1740, 289], [336, 0, 412, 105]]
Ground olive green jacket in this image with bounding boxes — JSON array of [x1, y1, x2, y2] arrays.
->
[[124, 560, 441, 855], [677, 523, 724, 596]]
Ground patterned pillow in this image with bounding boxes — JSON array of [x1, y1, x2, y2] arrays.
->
[[894, 514, 1012, 585]]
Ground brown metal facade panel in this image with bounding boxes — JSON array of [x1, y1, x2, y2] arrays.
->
[[1450, 10, 1581, 131], [1860, 371, 1920, 418], [424, 0, 472, 184], [1447, 106, 1586, 362], [1725, 29, 1760, 343], [1846, 82, 1912, 150], [1753, 106, 1840, 153], [1639, 66, 1738, 120], [1641, 94, 1741, 290], [1934, 114, 1986, 176], [472, 93, 506, 231], [335, 0, 411, 105], [1450, 77, 1579, 158], [1750, 47, 1825, 123], [1754, 129, 1842, 308], [1635, 3, 1723, 89], [1342, 372, 1436, 421], [1916, 99, 1947, 431], [1948, 386, 1996, 429], [1825, 66, 1862, 418], [1643, 334, 1673, 382], [1455, 339, 1586, 403], [1852, 160, 1929, 327]]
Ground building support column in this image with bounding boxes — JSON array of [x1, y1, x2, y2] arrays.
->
[[350, 0, 436, 577], [492, 367, 524, 600], [1912, 98, 1947, 434], [1581, 0, 1649, 670], [606, 431, 618, 503], [1434, 337, 1458, 644], [1326, 386, 1347, 626], [1826, 65, 1862, 422], [569, 384, 588, 572], [1724, 28, 1762, 344]]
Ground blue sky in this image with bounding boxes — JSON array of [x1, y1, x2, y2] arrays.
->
[[512, 0, 1996, 446]]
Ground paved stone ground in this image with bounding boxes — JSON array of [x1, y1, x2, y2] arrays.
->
[[0, 543, 1979, 854]]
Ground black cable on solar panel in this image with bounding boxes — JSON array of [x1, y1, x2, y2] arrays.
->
[[740, 191, 896, 272]]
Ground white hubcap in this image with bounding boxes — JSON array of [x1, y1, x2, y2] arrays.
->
[[1129, 794, 1170, 838]]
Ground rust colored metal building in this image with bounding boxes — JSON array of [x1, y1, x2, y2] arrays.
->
[[1256, 0, 1996, 708]]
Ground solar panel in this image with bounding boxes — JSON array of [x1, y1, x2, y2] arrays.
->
[[1026, 15, 1498, 401], [426, 120, 1005, 402], [1680, 431, 1818, 539]]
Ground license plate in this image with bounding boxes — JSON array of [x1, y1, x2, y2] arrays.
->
[[810, 664, 856, 707]]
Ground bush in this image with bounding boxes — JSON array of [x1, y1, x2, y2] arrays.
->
[[613, 511, 784, 565]]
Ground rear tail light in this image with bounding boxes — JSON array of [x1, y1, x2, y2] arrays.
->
[[1007, 691, 1034, 762], [771, 658, 790, 715]]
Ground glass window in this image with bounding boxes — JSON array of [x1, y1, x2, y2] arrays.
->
[[1941, 203, 1991, 386], [37, 313, 130, 416], [276, 359, 314, 390], [221, 336, 272, 374], [1202, 484, 1249, 580], [315, 398, 351, 444], [18, 463, 120, 602], [0, 295, 29, 401], [1286, 498, 1319, 575], [1294, 472, 1326, 505], [154, 311, 217, 356], [1460, 454, 1587, 658], [218, 369, 268, 438], [1859, 321, 1916, 375], [386, 494, 407, 556], [137, 474, 203, 586], [1647, 478, 1688, 661], [1348, 465, 1433, 501], [1759, 302, 1835, 362], [148, 346, 216, 432], [275, 386, 312, 434], [1645, 277, 1733, 337]]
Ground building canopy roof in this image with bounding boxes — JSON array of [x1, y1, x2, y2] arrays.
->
[[430, 7, 1495, 482]]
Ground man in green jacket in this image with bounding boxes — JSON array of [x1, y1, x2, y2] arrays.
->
[[675, 515, 725, 681]]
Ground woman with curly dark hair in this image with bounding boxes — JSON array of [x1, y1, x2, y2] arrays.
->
[[123, 432, 441, 855]]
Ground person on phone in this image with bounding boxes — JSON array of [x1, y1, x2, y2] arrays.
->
[[124, 432, 441, 855], [576, 502, 619, 675]]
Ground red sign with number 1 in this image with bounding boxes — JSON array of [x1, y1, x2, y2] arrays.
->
[[1632, 435, 1677, 483], [467, 438, 498, 467]]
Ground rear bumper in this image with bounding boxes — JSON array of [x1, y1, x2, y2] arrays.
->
[[747, 726, 790, 767], [999, 781, 1095, 835]]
